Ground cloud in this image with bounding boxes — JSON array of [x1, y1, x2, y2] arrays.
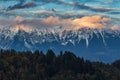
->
[[0, 19, 16, 27], [14, 16, 24, 23], [71, 15, 111, 30], [111, 25, 120, 30], [64, 1, 120, 13], [0, 15, 119, 32], [108, 11, 120, 14], [42, 16, 71, 26], [7, 1, 37, 11], [36, 0, 62, 3], [42, 15, 112, 30], [93, 8, 120, 12], [23, 2, 37, 8]]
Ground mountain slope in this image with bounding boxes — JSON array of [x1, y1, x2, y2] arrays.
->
[[0, 28, 120, 62]]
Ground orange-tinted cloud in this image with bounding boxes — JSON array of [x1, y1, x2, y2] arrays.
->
[[42, 15, 111, 30], [71, 15, 111, 30], [43, 16, 71, 26], [0, 15, 119, 32], [43, 16, 60, 26], [14, 16, 24, 23], [111, 25, 120, 30]]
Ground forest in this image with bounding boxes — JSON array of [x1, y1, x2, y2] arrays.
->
[[0, 49, 120, 80]]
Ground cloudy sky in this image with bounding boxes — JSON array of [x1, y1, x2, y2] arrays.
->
[[0, 0, 120, 31]]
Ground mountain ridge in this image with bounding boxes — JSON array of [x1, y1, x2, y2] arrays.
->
[[0, 28, 120, 62]]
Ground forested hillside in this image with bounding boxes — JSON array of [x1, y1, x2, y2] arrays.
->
[[0, 49, 120, 80]]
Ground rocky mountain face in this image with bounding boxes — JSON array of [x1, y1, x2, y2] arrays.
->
[[0, 28, 120, 62]]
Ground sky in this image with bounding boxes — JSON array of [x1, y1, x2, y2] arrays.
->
[[0, 0, 120, 32]]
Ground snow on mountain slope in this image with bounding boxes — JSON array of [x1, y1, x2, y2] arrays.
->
[[0, 28, 120, 56]]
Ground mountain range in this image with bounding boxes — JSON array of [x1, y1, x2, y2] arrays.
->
[[0, 28, 120, 62]]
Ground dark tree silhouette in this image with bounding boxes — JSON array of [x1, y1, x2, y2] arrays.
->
[[0, 49, 120, 80]]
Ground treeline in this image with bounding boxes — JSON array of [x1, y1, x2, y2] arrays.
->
[[0, 49, 120, 80]]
